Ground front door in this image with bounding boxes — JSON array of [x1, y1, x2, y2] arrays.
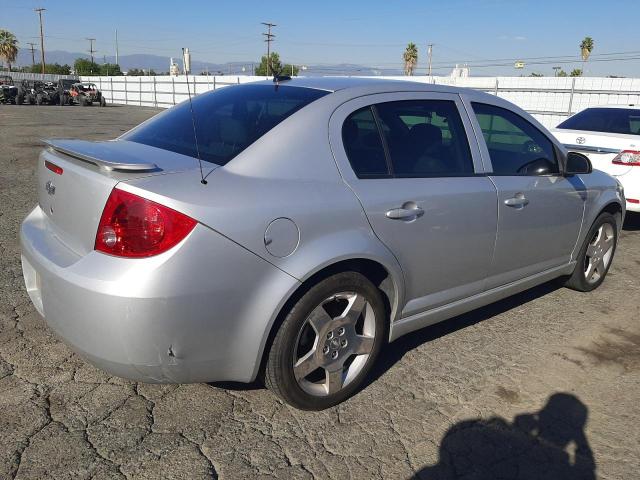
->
[[330, 93, 498, 317], [468, 102, 585, 287]]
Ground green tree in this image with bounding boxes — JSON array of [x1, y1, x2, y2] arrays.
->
[[529, 72, 544, 77], [0, 29, 19, 72], [255, 52, 282, 76], [580, 37, 594, 61], [100, 63, 123, 76], [557, 69, 568, 77], [30, 63, 71, 75], [126, 68, 156, 76], [283, 63, 299, 76], [403, 42, 418, 76], [570, 68, 583, 77], [74, 58, 100, 75]]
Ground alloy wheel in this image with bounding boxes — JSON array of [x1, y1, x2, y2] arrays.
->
[[292, 292, 376, 396], [584, 222, 615, 284]]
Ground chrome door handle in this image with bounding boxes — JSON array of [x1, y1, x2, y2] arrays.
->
[[504, 194, 529, 208], [386, 206, 424, 220]]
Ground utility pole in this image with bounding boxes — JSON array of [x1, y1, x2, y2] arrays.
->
[[115, 29, 119, 66], [261, 22, 276, 76], [35, 8, 46, 74], [427, 43, 433, 77], [27, 43, 36, 67], [87, 38, 96, 64]]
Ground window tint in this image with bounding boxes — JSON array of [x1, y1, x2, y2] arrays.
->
[[124, 84, 328, 165], [342, 106, 389, 177], [375, 100, 474, 177], [472, 103, 559, 176], [557, 107, 640, 136]]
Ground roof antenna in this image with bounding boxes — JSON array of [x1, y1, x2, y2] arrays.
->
[[182, 47, 207, 185]]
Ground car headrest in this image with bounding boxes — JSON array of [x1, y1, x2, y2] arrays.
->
[[409, 123, 443, 148]]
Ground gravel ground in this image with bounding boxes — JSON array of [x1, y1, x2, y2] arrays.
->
[[1, 104, 639, 480]]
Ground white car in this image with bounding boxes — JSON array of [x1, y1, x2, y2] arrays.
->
[[552, 105, 640, 213]]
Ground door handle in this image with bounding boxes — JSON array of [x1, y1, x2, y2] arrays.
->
[[386, 205, 424, 220], [504, 194, 529, 208]]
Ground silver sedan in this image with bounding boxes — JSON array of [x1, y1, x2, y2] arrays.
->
[[20, 78, 625, 410]]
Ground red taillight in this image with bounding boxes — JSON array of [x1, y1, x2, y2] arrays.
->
[[628, 198, 639, 204], [612, 150, 640, 166], [45, 160, 63, 175], [95, 188, 196, 258]]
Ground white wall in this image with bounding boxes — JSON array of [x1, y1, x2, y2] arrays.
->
[[82, 74, 640, 129]]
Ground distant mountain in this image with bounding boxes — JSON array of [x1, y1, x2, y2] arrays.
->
[[15, 49, 403, 76]]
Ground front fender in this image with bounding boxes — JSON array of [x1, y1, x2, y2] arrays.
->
[[574, 170, 625, 259]]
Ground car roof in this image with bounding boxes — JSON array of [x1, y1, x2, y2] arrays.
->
[[580, 104, 640, 110], [251, 76, 476, 95]]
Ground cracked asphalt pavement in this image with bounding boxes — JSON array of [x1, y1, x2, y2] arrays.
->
[[1, 104, 639, 479]]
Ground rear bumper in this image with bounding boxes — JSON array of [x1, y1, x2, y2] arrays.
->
[[20, 205, 299, 383]]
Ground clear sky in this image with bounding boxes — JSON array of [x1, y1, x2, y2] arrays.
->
[[3, 0, 640, 76]]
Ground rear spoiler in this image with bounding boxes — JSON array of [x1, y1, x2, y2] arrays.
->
[[43, 139, 159, 172]]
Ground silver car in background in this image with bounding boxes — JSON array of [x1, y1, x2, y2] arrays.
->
[[21, 78, 624, 410]]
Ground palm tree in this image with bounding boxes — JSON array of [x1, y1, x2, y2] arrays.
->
[[580, 37, 594, 61], [0, 30, 19, 72], [403, 43, 418, 76], [579, 36, 594, 77]]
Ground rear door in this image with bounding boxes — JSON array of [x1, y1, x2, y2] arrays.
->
[[329, 92, 497, 317], [467, 101, 585, 287]]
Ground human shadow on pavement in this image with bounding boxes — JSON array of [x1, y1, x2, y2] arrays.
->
[[414, 393, 595, 480]]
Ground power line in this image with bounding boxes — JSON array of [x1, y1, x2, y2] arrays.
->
[[86, 38, 96, 64], [34, 8, 46, 74], [27, 42, 36, 67], [261, 22, 276, 75]]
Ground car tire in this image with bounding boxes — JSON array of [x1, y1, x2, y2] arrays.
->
[[36, 94, 43, 106], [100, 96, 106, 107], [265, 271, 386, 410], [564, 211, 618, 292], [15, 94, 23, 105]]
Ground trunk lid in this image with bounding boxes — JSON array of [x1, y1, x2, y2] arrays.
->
[[37, 139, 215, 255], [552, 128, 640, 176]]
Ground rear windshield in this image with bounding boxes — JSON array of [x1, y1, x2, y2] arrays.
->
[[123, 84, 329, 165], [557, 107, 640, 136]]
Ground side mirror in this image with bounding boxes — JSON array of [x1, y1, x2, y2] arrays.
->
[[565, 152, 592, 175]]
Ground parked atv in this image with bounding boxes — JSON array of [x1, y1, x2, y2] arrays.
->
[[57, 79, 76, 105], [15, 80, 38, 105], [0, 75, 19, 104], [34, 81, 60, 105], [68, 82, 106, 106]]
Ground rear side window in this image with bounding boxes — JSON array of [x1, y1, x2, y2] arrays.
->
[[342, 107, 389, 177], [557, 107, 640, 136], [375, 100, 474, 177], [124, 84, 328, 165], [472, 103, 559, 176], [342, 99, 474, 178]]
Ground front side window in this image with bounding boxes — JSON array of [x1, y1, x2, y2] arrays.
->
[[557, 107, 640, 136], [472, 103, 559, 176], [375, 100, 474, 177], [124, 84, 328, 165]]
